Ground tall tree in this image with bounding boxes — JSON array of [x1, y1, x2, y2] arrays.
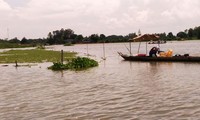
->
[[9, 37, 20, 43], [100, 34, 106, 40], [158, 33, 167, 40], [167, 32, 175, 40], [47, 32, 54, 45], [75, 35, 84, 43], [128, 33, 137, 40], [20, 37, 28, 44], [188, 28, 194, 39], [89, 34, 99, 43], [177, 31, 187, 39]]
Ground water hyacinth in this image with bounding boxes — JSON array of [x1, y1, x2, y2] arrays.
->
[[48, 57, 98, 71], [48, 62, 68, 70]]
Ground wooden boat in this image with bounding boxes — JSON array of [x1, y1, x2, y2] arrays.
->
[[120, 34, 200, 62], [118, 52, 200, 62]]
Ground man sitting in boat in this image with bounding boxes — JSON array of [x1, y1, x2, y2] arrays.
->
[[149, 47, 159, 57]]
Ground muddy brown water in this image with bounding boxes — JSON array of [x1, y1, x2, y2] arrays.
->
[[1, 41, 200, 119]]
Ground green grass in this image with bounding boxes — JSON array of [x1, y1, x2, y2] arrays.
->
[[0, 43, 32, 49], [0, 49, 76, 63]]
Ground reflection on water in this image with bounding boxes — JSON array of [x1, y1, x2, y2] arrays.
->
[[1, 41, 200, 119]]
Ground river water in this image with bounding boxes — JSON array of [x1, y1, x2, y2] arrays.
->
[[1, 41, 200, 119]]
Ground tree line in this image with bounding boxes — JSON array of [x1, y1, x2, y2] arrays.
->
[[1, 26, 200, 46]]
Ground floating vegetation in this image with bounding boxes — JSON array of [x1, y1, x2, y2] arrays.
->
[[48, 57, 99, 71], [48, 62, 68, 70]]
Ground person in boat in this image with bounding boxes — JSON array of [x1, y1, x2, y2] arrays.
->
[[149, 47, 159, 57]]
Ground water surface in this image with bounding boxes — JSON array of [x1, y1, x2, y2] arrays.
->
[[1, 41, 200, 119]]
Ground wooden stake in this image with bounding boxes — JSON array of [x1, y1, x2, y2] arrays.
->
[[61, 50, 64, 64], [15, 60, 18, 67]]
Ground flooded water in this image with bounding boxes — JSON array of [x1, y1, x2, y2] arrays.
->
[[1, 41, 200, 119]]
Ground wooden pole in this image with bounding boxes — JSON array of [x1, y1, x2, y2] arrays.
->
[[138, 42, 141, 54], [146, 42, 148, 55], [87, 43, 89, 56], [129, 41, 132, 55], [15, 60, 18, 67], [102, 41, 106, 60], [61, 50, 63, 64]]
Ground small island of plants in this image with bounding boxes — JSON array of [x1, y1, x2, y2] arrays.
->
[[48, 57, 99, 71]]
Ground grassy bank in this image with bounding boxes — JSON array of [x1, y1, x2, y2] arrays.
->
[[0, 49, 76, 63]]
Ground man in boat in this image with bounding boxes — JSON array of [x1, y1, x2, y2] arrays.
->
[[149, 47, 159, 57]]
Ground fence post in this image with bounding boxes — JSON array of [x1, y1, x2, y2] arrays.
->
[[61, 50, 64, 64], [15, 60, 18, 67]]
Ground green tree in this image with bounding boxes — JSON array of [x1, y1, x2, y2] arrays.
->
[[158, 33, 167, 40], [128, 33, 137, 40], [177, 31, 187, 39], [195, 27, 200, 39], [198, 31, 200, 39], [75, 35, 84, 43], [48, 28, 75, 44], [167, 32, 175, 40], [89, 34, 99, 43], [47, 32, 54, 45], [188, 28, 194, 39], [100, 34, 106, 40], [20, 37, 28, 44], [9, 37, 20, 44]]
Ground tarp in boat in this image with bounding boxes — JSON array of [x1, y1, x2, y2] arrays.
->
[[131, 34, 159, 42]]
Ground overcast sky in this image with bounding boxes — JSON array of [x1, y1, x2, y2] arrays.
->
[[1, 0, 200, 39]]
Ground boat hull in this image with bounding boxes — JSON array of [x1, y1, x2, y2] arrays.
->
[[118, 52, 200, 62]]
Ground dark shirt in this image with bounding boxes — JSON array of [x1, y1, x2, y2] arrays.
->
[[149, 47, 158, 57]]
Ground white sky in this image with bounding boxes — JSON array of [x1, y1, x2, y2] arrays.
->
[[1, 0, 200, 39]]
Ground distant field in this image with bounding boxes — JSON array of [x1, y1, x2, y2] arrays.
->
[[0, 43, 32, 49]]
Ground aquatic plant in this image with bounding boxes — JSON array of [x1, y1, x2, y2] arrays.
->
[[67, 57, 98, 70], [48, 62, 68, 70], [48, 57, 98, 71]]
